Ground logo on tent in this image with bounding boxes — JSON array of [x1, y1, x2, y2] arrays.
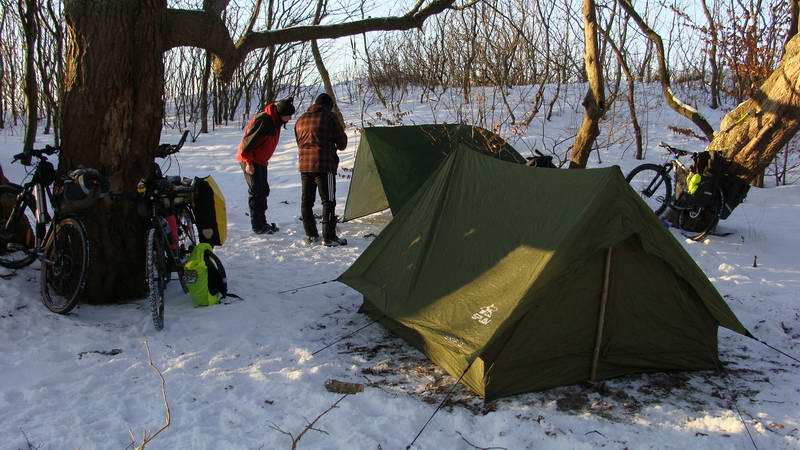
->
[[471, 304, 498, 325]]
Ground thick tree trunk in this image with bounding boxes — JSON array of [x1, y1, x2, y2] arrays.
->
[[708, 34, 800, 182], [569, 0, 605, 168], [61, 0, 166, 302]]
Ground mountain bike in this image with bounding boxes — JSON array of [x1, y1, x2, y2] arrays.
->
[[625, 142, 724, 240], [0, 145, 91, 314], [113, 131, 197, 329]]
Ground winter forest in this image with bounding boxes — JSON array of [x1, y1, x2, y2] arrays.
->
[[1, 0, 799, 449]]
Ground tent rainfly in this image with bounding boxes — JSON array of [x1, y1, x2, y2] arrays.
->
[[338, 146, 750, 400], [342, 124, 525, 222]]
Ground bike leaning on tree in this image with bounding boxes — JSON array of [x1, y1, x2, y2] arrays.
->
[[0, 145, 107, 314], [111, 130, 198, 330], [625, 142, 751, 240]]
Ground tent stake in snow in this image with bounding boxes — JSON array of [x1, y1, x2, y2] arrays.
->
[[278, 279, 336, 294], [591, 246, 613, 382], [406, 358, 476, 450]]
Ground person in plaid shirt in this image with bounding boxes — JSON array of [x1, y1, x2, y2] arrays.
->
[[294, 93, 348, 246]]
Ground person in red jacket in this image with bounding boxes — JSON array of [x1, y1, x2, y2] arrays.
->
[[236, 97, 295, 234], [294, 93, 348, 246]]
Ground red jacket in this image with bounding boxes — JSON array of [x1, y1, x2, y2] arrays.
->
[[236, 104, 282, 166]]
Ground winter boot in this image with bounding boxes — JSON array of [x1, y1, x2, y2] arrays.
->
[[322, 210, 346, 247], [301, 207, 320, 242]]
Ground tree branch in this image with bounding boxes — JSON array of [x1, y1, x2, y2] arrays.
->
[[618, 0, 716, 140], [165, 0, 460, 82]]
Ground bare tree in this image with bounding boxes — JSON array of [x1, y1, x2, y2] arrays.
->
[[569, 0, 605, 168], [59, 0, 468, 302]]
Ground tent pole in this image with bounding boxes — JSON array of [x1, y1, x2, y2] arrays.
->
[[591, 246, 613, 382]]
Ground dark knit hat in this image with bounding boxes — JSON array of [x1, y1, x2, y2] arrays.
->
[[314, 93, 334, 108], [275, 97, 295, 116]]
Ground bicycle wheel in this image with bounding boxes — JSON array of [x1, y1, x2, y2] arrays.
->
[[677, 189, 722, 241], [174, 207, 198, 294], [626, 164, 672, 217], [145, 226, 168, 330], [0, 184, 38, 269], [40, 217, 90, 314]]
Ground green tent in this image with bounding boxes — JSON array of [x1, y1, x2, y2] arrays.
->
[[342, 124, 525, 222], [338, 147, 750, 400]]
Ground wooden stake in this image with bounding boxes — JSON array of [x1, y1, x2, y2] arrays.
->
[[591, 247, 613, 382]]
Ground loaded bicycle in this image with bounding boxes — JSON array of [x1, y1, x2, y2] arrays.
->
[[626, 142, 750, 240], [112, 131, 197, 330], [0, 145, 101, 313]]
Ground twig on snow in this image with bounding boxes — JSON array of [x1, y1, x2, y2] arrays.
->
[[129, 340, 171, 450], [19, 427, 40, 450], [268, 394, 349, 449], [455, 430, 507, 450]]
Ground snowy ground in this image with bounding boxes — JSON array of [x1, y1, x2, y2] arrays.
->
[[1, 85, 799, 449]]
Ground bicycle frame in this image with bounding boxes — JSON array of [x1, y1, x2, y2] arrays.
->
[[2, 174, 57, 255]]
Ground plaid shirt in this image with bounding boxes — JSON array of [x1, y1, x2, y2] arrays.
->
[[294, 105, 347, 173]]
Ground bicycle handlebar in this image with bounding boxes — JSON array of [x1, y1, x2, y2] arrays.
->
[[155, 130, 190, 159], [658, 142, 693, 157], [12, 145, 59, 165]]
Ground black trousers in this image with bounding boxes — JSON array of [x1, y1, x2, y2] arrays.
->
[[241, 162, 270, 230], [300, 172, 336, 238]]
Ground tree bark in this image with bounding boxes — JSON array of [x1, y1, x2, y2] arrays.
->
[[569, 0, 605, 168], [61, 0, 166, 302], [19, 0, 38, 150], [708, 33, 800, 182]]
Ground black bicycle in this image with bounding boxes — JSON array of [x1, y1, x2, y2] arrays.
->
[[626, 142, 730, 240], [113, 131, 197, 329], [0, 146, 91, 313]]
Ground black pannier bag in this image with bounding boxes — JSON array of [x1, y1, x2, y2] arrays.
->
[[525, 150, 557, 168], [59, 168, 108, 214]]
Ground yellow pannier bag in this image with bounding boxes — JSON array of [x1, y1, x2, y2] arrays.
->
[[193, 176, 227, 246]]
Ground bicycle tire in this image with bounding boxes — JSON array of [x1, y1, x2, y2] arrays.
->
[[145, 226, 167, 330], [625, 164, 672, 217], [40, 217, 90, 314], [174, 206, 198, 294], [0, 184, 38, 269]]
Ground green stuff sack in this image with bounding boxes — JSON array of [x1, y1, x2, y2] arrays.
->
[[194, 176, 227, 246], [184, 243, 221, 307], [687, 172, 702, 195]]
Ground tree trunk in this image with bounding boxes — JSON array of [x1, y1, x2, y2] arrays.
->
[[569, 0, 605, 168], [709, 33, 800, 182], [61, 0, 166, 302], [700, 0, 721, 109], [20, 0, 38, 150], [200, 51, 210, 133]]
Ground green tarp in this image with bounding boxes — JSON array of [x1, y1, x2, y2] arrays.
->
[[338, 146, 749, 400], [342, 124, 525, 222]]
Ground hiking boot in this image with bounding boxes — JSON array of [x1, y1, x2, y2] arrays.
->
[[305, 235, 320, 245], [321, 209, 345, 246], [322, 236, 347, 247], [254, 223, 279, 235]]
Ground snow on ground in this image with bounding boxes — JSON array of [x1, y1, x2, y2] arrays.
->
[[0, 85, 798, 450]]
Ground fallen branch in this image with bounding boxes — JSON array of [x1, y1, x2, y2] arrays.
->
[[129, 340, 171, 450], [269, 394, 349, 450]]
